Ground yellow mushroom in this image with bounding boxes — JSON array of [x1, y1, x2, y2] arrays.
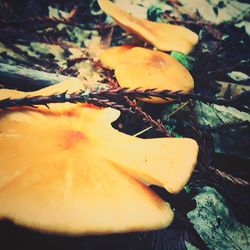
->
[[100, 46, 194, 103], [98, 0, 198, 54], [0, 87, 198, 235]]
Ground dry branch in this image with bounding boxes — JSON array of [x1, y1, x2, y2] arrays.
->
[[0, 63, 69, 90]]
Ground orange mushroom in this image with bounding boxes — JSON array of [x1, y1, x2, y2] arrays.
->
[[0, 88, 198, 235], [100, 46, 194, 103], [100, 45, 133, 70], [98, 0, 198, 54]]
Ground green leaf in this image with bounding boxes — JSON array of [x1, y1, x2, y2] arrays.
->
[[170, 51, 193, 70], [147, 5, 163, 21]]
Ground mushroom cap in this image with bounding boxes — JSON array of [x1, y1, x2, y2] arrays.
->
[[100, 45, 133, 70], [0, 103, 173, 235], [103, 47, 194, 103], [0, 87, 198, 235], [98, 0, 198, 54]]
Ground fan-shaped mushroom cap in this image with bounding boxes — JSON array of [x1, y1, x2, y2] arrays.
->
[[101, 46, 194, 103], [0, 91, 198, 234], [98, 0, 198, 54], [0, 104, 171, 235]]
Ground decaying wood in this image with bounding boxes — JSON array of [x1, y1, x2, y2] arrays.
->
[[0, 63, 69, 91]]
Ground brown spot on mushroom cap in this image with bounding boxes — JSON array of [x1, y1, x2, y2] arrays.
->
[[98, 0, 198, 54], [61, 130, 87, 150]]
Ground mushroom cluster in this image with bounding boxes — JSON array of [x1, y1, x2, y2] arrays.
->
[[98, 0, 198, 103], [0, 0, 199, 236], [0, 81, 199, 235]]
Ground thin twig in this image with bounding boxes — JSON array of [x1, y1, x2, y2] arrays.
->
[[96, 88, 250, 113], [1, 87, 249, 113], [165, 101, 189, 118], [124, 97, 171, 137], [210, 167, 250, 187], [133, 126, 153, 137], [105, 77, 171, 137]]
